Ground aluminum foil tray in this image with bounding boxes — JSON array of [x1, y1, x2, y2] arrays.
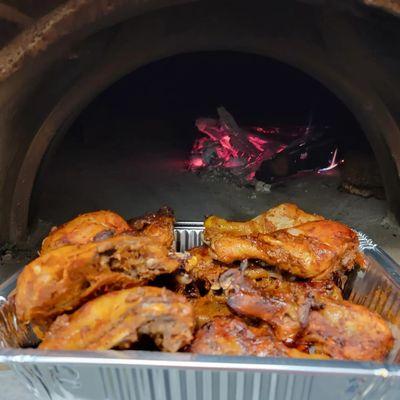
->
[[0, 222, 400, 400]]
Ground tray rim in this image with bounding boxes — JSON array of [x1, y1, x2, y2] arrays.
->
[[1, 222, 400, 376], [0, 349, 399, 378]]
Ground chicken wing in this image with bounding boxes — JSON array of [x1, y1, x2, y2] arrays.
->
[[128, 206, 175, 249], [222, 269, 393, 361], [191, 316, 325, 359], [40, 210, 130, 255], [204, 203, 323, 241], [16, 234, 181, 334], [209, 220, 362, 279], [39, 287, 194, 351]]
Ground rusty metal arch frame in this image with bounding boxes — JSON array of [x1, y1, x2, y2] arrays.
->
[[6, 3, 400, 242]]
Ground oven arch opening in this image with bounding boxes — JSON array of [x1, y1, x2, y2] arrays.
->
[[4, 1, 400, 249], [21, 50, 399, 261]]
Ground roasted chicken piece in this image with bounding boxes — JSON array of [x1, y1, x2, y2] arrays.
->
[[243, 270, 343, 300], [222, 269, 393, 361], [191, 293, 232, 328], [209, 220, 362, 279], [191, 316, 287, 357], [297, 300, 394, 361], [40, 210, 130, 255], [184, 246, 229, 292], [39, 287, 194, 351], [242, 264, 285, 286], [16, 234, 181, 335], [183, 247, 282, 294], [191, 317, 325, 359], [128, 206, 175, 249], [204, 203, 323, 242], [221, 269, 342, 344]]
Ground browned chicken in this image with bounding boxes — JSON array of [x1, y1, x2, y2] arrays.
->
[[242, 264, 286, 286], [243, 270, 343, 300], [209, 220, 362, 279], [191, 293, 232, 328], [191, 316, 288, 356], [39, 287, 194, 351], [14, 204, 390, 361], [191, 316, 325, 359], [128, 206, 175, 249], [204, 203, 323, 242], [297, 301, 394, 361], [16, 234, 181, 335], [184, 246, 229, 292], [40, 210, 130, 255], [183, 246, 284, 295], [221, 269, 341, 344], [222, 269, 393, 361]]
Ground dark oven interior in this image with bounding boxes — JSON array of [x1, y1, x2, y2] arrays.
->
[[0, 0, 400, 273], [30, 52, 396, 245]]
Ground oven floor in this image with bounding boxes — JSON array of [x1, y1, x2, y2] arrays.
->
[[38, 167, 399, 263]]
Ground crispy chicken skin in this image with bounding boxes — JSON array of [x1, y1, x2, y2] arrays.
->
[[184, 246, 229, 291], [244, 270, 343, 301], [209, 220, 361, 279], [204, 203, 323, 241], [191, 316, 288, 356], [39, 287, 194, 351], [297, 300, 394, 361], [16, 234, 181, 334], [128, 206, 175, 249], [221, 269, 342, 344], [40, 210, 130, 255], [191, 294, 232, 328], [183, 247, 281, 295], [222, 269, 393, 361], [191, 317, 325, 359]]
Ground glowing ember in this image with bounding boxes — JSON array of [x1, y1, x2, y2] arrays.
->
[[318, 148, 342, 172], [190, 157, 205, 168], [189, 107, 340, 184]]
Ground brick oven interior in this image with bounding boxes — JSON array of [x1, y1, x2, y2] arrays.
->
[[29, 51, 400, 263]]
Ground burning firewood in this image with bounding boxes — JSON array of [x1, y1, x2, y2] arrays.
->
[[188, 107, 340, 186]]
